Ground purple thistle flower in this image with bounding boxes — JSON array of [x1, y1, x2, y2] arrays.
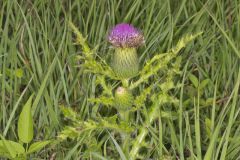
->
[[108, 23, 144, 48]]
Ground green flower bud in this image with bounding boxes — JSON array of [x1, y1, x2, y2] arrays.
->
[[114, 87, 134, 110], [112, 48, 139, 79]]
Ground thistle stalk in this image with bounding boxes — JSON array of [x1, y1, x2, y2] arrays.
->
[[108, 23, 144, 122], [129, 102, 159, 159], [114, 86, 133, 155], [108, 23, 144, 156]]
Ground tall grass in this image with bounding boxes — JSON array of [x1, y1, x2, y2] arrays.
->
[[0, 0, 240, 159]]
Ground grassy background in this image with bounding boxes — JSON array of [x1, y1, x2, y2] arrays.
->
[[1, 0, 240, 159]]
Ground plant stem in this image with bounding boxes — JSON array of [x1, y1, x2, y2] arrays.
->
[[121, 79, 129, 88], [129, 102, 158, 159], [119, 109, 131, 155], [119, 109, 130, 122]]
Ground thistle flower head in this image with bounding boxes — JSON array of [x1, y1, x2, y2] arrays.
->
[[108, 23, 144, 48]]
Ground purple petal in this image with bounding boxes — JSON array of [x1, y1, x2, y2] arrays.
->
[[108, 23, 144, 48]]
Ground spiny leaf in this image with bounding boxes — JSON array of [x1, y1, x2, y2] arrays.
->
[[76, 54, 116, 80], [171, 32, 203, 54], [58, 126, 80, 140], [99, 116, 134, 133], [89, 96, 114, 107], [95, 76, 113, 95], [60, 105, 78, 122], [133, 85, 152, 110], [205, 118, 212, 138], [59, 115, 134, 140], [70, 22, 117, 79], [130, 33, 201, 89], [68, 21, 91, 54]]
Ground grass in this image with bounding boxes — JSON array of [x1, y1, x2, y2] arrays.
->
[[0, 0, 240, 159]]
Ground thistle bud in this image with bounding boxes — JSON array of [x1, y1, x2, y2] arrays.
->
[[112, 47, 138, 78], [114, 87, 133, 110], [108, 23, 144, 79]]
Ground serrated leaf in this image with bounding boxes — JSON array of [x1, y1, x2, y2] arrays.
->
[[27, 140, 51, 154], [89, 96, 114, 107], [69, 22, 117, 80], [171, 32, 202, 54], [60, 105, 77, 121], [68, 21, 90, 54], [134, 86, 152, 109], [130, 33, 202, 89], [189, 73, 199, 88], [205, 118, 212, 138], [98, 116, 134, 133], [18, 95, 34, 143]]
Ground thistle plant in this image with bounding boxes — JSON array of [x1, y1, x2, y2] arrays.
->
[[114, 86, 133, 121], [108, 23, 144, 79], [59, 22, 201, 159]]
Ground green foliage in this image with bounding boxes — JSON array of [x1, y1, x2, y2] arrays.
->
[[2, 0, 240, 159], [0, 138, 25, 159], [18, 95, 34, 143], [27, 141, 51, 154], [70, 21, 116, 80], [59, 109, 134, 140], [58, 22, 201, 159], [184, 74, 213, 107], [0, 96, 51, 159], [130, 33, 202, 90]]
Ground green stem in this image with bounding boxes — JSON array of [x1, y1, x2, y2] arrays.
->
[[119, 109, 130, 155], [121, 79, 129, 88], [119, 109, 130, 122], [122, 132, 130, 155], [116, 79, 132, 156], [129, 103, 158, 159]]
